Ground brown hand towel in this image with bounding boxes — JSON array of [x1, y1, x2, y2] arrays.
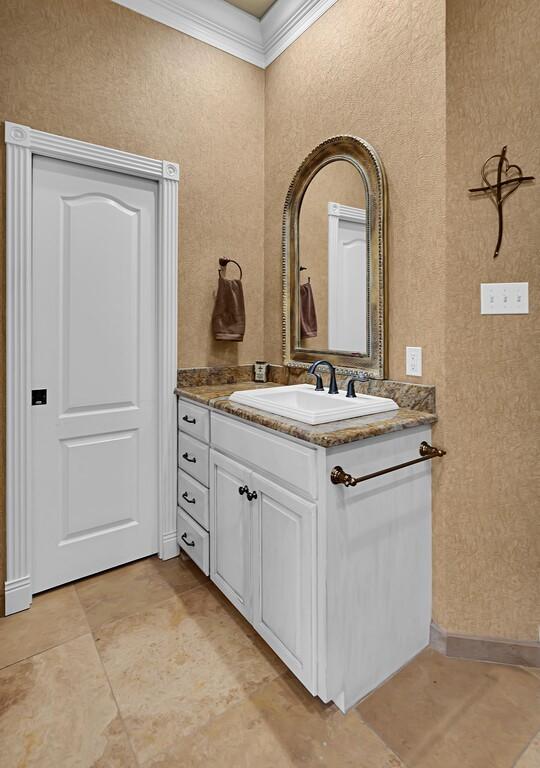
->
[[300, 281, 318, 339], [212, 273, 246, 342]]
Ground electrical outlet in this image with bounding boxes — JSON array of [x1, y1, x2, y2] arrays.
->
[[480, 283, 529, 314], [406, 346, 422, 377]]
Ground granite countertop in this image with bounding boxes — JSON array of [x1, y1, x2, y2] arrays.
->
[[175, 382, 437, 448]]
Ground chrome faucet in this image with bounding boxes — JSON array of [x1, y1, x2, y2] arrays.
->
[[345, 372, 369, 398], [307, 360, 339, 395]]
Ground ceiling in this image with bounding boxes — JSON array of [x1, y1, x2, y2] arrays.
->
[[225, 0, 277, 18]]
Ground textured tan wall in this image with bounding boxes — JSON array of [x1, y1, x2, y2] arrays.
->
[[265, 0, 539, 640], [264, 0, 447, 382], [0, 0, 265, 369], [0, 0, 265, 603], [299, 160, 365, 350], [439, 0, 540, 639]]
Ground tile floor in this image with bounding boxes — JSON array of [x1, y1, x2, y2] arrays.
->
[[0, 555, 538, 767]]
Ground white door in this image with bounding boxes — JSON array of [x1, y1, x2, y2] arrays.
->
[[210, 451, 252, 620], [31, 156, 158, 593], [328, 210, 367, 353], [251, 472, 316, 691]]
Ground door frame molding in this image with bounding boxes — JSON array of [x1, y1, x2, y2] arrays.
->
[[4, 122, 179, 614]]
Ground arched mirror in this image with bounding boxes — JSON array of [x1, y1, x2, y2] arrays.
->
[[282, 136, 387, 378]]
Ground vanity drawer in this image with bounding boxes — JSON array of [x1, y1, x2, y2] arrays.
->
[[178, 399, 210, 444], [177, 508, 209, 576], [177, 469, 209, 530], [178, 433, 209, 486], [211, 413, 318, 499]]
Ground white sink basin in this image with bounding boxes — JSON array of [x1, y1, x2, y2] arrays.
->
[[229, 384, 398, 425]]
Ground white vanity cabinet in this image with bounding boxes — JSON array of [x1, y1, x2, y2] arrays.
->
[[177, 396, 433, 712], [176, 399, 211, 575], [210, 452, 252, 621], [250, 472, 316, 692], [210, 449, 316, 691]]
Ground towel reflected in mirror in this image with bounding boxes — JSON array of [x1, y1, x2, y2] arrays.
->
[[300, 281, 318, 339]]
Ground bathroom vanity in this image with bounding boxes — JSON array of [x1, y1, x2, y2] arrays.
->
[[176, 384, 437, 712], [176, 133, 442, 712]]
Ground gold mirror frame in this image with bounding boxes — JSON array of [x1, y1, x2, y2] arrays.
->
[[282, 135, 387, 378]]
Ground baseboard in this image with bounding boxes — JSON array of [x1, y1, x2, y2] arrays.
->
[[5, 575, 32, 616], [430, 621, 540, 667], [160, 530, 179, 560]]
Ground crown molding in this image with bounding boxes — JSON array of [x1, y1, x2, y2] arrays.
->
[[112, 0, 338, 68], [261, 0, 337, 65], [113, 0, 265, 66]]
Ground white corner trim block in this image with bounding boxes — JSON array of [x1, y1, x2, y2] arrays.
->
[[4, 122, 179, 614], [111, 0, 338, 68], [327, 201, 367, 224]]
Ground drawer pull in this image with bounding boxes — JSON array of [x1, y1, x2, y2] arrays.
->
[[182, 415, 196, 424], [181, 532, 195, 547], [182, 452, 196, 463], [247, 490, 258, 502], [182, 491, 196, 504]]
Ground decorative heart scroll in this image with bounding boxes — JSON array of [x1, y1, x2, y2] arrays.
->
[[468, 146, 535, 258]]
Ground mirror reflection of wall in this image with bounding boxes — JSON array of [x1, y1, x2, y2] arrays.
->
[[298, 160, 368, 354]]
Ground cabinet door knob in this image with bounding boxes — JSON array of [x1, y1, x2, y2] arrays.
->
[[182, 452, 196, 463], [247, 490, 258, 502], [182, 415, 196, 424], [238, 485, 249, 496], [181, 532, 195, 548], [182, 491, 196, 504]]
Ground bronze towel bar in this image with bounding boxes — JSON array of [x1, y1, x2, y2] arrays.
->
[[330, 441, 446, 487]]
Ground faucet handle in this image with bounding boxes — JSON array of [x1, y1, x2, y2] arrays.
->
[[346, 372, 369, 398], [308, 371, 324, 391], [307, 360, 326, 391]]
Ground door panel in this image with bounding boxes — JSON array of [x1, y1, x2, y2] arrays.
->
[[60, 430, 138, 541], [61, 194, 139, 412], [252, 473, 316, 691], [32, 156, 158, 592], [210, 451, 252, 620], [259, 497, 298, 651]]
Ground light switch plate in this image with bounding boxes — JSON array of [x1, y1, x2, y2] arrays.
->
[[406, 346, 422, 377], [480, 283, 529, 314]]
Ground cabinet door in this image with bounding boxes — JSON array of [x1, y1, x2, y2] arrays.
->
[[251, 472, 316, 692], [210, 450, 252, 621]]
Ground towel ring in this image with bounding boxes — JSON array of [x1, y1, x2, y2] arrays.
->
[[219, 258, 242, 280]]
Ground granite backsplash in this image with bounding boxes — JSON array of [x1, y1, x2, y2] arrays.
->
[[177, 364, 435, 414]]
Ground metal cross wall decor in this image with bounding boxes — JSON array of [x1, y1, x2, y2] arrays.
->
[[468, 146, 535, 258]]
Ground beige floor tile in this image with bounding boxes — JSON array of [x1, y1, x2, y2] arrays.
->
[[0, 634, 137, 767], [96, 585, 285, 766], [358, 648, 540, 768], [515, 731, 540, 767], [525, 666, 540, 680], [152, 671, 404, 768], [149, 552, 209, 594], [0, 585, 89, 669], [76, 556, 178, 630]]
